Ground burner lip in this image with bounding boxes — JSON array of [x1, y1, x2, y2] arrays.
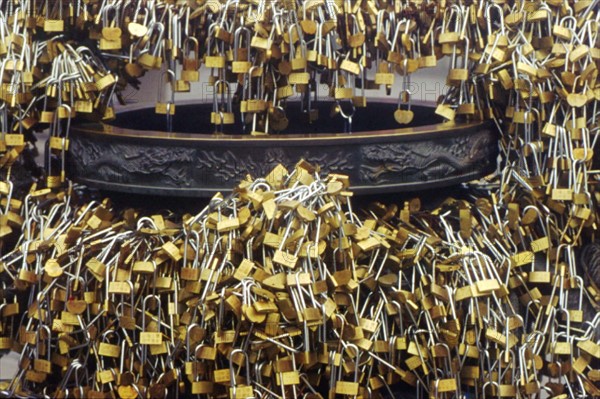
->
[[67, 100, 499, 197], [74, 100, 488, 143]]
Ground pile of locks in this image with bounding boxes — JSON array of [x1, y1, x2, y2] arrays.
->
[[0, 0, 597, 398], [0, 161, 598, 398]]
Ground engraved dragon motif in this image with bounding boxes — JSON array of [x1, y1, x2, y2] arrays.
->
[[360, 133, 494, 184], [70, 138, 195, 187]]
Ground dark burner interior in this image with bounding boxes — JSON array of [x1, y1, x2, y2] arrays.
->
[[108, 101, 444, 134]]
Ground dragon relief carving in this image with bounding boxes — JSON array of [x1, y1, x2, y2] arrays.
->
[[360, 133, 494, 184], [70, 138, 195, 187], [196, 147, 355, 183]]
